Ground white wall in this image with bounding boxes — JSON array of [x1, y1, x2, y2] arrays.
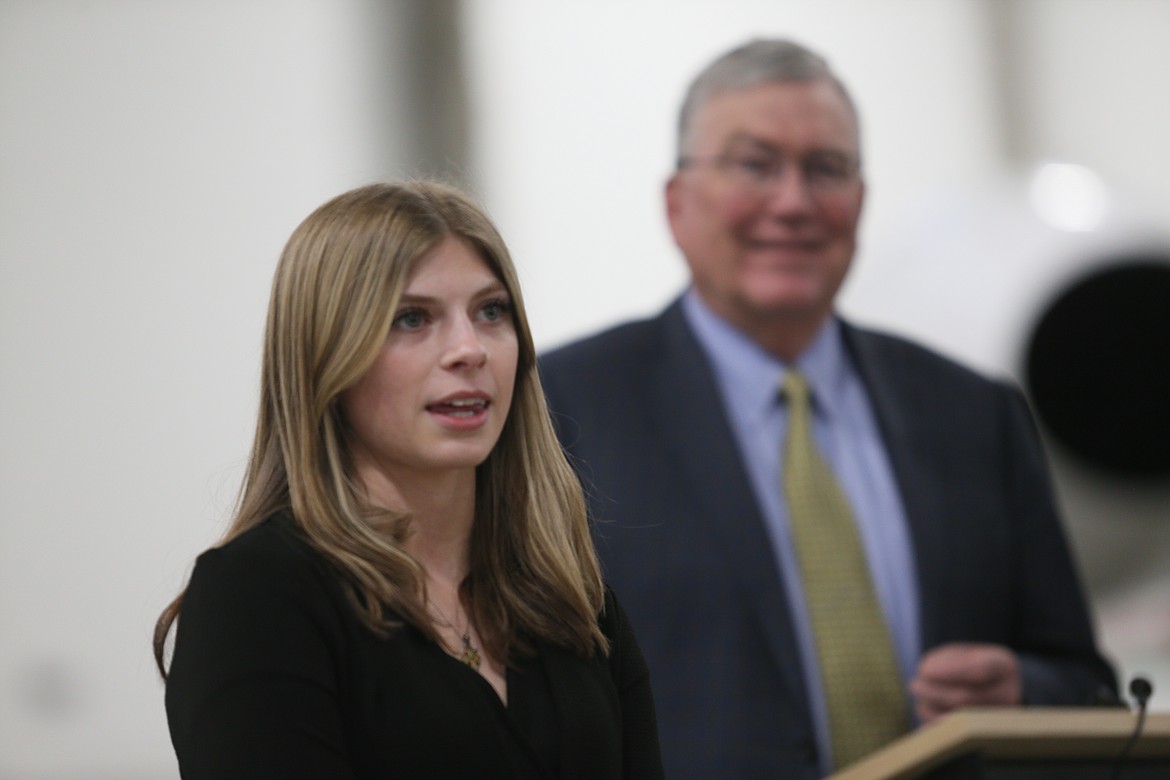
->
[[2, 1, 1168, 776], [0, 2, 404, 776]]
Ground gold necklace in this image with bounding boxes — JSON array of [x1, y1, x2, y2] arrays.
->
[[428, 597, 482, 671], [457, 633, 482, 670]]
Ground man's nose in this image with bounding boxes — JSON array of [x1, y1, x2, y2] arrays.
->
[[762, 164, 816, 213]]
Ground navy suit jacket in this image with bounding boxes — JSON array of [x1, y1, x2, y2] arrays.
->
[[538, 299, 1116, 780]]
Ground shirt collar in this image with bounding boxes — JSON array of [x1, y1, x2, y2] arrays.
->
[[681, 289, 850, 418]]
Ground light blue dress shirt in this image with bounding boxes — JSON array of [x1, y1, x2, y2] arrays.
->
[[681, 290, 921, 774]]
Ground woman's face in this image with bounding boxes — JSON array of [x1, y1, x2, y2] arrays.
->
[[339, 236, 519, 491]]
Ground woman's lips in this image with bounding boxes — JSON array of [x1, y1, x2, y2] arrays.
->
[[427, 397, 489, 418], [426, 394, 493, 429]]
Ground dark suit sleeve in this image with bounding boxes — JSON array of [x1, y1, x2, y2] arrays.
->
[[602, 587, 665, 780], [999, 388, 1118, 704], [165, 535, 355, 779]]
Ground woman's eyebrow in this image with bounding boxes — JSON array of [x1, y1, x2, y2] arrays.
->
[[396, 280, 508, 305]]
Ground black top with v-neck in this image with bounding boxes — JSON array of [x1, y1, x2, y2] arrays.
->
[[164, 512, 663, 779]]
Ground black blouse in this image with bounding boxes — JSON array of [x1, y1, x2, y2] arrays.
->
[[164, 513, 663, 779]]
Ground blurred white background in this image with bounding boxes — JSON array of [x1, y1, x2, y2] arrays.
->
[[2, 0, 1168, 776]]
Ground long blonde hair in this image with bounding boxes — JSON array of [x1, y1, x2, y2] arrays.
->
[[154, 182, 605, 676]]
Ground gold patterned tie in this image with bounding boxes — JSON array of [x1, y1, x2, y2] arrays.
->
[[782, 371, 909, 770]]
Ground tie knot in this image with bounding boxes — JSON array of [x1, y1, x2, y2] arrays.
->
[[782, 371, 811, 406]]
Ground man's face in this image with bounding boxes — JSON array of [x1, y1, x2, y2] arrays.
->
[[666, 79, 864, 351]]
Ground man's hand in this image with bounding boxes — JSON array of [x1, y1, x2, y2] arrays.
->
[[909, 643, 1022, 724]]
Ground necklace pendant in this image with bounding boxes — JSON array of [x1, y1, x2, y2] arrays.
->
[[460, 633, 482, 670]]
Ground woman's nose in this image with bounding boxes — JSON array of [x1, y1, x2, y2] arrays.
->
[[442, 316, 488, 368]]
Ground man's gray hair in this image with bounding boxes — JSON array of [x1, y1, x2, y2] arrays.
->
[[676, 38, 858, 164]]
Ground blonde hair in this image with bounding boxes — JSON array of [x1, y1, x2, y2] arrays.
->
[[154, 181, 605, 676]]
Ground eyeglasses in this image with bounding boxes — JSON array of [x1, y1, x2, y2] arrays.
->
[[677, 150, 860, 195]]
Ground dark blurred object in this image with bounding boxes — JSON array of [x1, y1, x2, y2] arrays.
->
[[1024, 257, 1170, 482]]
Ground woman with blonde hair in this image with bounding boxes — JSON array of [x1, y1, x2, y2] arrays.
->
[[154, 181, 663, 779]]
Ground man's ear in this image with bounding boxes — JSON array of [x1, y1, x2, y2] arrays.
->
[[664, 173, 683, 223]]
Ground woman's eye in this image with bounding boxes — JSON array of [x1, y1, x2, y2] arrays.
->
[[392, 309, 427, 330], [479, 299, 512, 323]]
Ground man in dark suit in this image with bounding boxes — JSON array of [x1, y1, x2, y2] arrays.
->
[[538, 39, 1116, 779]]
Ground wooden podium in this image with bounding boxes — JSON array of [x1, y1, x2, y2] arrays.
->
[[826, 708, 1170, 780]]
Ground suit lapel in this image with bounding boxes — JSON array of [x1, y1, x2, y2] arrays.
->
[[645, 302, 811, 711], [842, 323, 949, 647]]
